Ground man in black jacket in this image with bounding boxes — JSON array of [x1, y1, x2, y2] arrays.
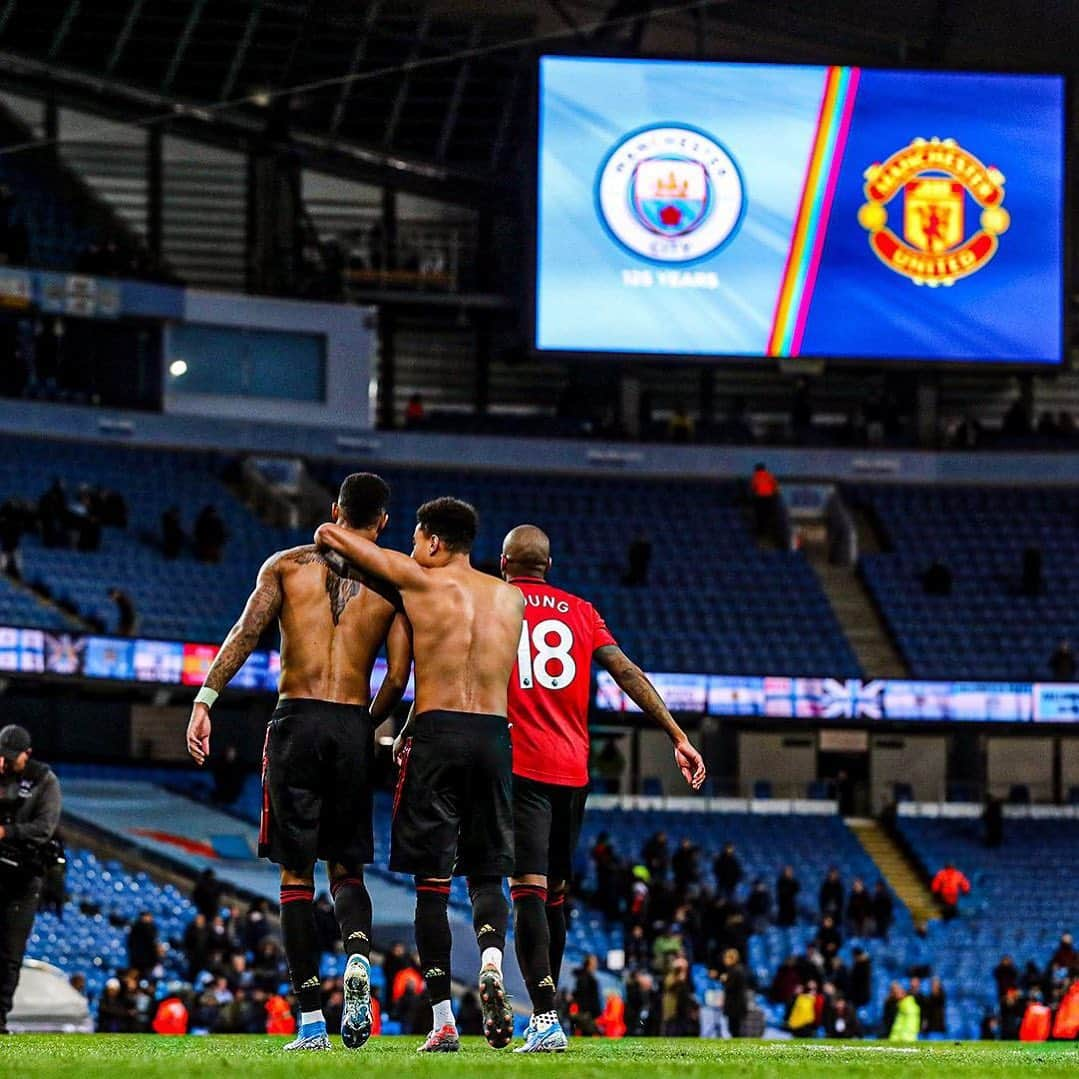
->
[[0, 725, 61, 1033]]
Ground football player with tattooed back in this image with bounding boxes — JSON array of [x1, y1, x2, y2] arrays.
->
[[185, 473, 412, 1053]]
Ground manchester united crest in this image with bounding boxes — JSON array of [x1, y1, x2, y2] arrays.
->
[[858, 137, 1009, 287]]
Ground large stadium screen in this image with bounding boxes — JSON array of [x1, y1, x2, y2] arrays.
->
[[535, 57, 1064, 363]]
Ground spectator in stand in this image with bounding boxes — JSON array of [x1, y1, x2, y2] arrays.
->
[[922, 976, 947, 1034], [38, 478, 70, 548], [850, 947, 872, 1009], [652, 924, 684, 975], [746, 879, 771, 932], [672, 838, 700, 891], [714, 842, 743, 898], [660, 956, 699, 1037], [721, 948, 747, 1037], [182, 913, 210, 981], [642, 830, 670, 882], [161, 506, 185, 560], [889, 984, 920, 1042], [97, 978, 135, 1033], [788, 982, 819, 1037], [993, 955, 1019, 999], [571, 955, 602, 1036], [819, 867, 844, 919], [127, 912, 159, 975], [999, 985, 1025, 1040], [871, 880, 893, 939], [591, 831, 621, 918], [1018, 990, 1052, 1042], [776, 865, 800, 927], [769, 955, 800, 1007], [931, 862, 971, 919], [73, 486, 102, 552], [846, 877, 871, 936], [1049, 640, 1077, 681], [1002, 398, 1030, 438], [825, 995, 861, 1039], [193, 504, 227, 563], [622, 532, 653, 587], [0, 498, 27, 578], [109, 587, 139, 636], [817, 915, 841, 956], [381, 941, 409, 996], [1020, 960, 1044, 995], [1048, 933, 1078, 975], [749, 463, 780, 540], [191, 868, 222, 920], [625, 969, 659, 1036], [404, 392, 425, 428]]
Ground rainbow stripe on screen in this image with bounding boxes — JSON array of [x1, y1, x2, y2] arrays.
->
[[767, 66, 861, 357]]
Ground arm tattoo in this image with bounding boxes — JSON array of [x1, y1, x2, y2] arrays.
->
[[203, 560, 283, 693]]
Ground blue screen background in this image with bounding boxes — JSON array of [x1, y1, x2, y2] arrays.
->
[[535, 56, 1064, 363]]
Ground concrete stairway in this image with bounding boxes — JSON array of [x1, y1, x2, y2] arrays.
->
[[848, 818, 938, 930], [812, 560, 908, 678]]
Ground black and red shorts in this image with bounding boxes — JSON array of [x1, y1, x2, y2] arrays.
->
[[390, 710, 513, 879], [259, 697, 374, 869], [512, 774, 589, 885]]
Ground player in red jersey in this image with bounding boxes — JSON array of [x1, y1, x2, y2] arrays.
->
[[500, 524, 706, 1052]]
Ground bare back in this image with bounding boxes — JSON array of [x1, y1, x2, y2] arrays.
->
[[404, 563, 524, 715], [275, 545, 399, 705]]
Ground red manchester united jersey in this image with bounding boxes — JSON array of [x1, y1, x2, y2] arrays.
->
[[507, 576, 616, 786]]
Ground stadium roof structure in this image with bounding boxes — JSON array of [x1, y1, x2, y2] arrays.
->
[[0, 1, 1072, 204]]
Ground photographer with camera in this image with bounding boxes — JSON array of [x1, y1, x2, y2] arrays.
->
[[0, 725, 61, 1034]]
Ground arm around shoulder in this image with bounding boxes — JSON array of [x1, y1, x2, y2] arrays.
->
[[314, 523, 427, 591]]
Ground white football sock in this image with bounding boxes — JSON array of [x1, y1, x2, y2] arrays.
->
[[433, 999, 455, 1029], [481, 946, 503, 973], [301, 1009, 324, 1027]]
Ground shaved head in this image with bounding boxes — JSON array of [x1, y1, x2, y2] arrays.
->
[[502, 524, 551, 579]]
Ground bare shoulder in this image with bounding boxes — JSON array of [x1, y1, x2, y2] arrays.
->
[[264, 544, 325, 573], [496, 575, 526, 609]]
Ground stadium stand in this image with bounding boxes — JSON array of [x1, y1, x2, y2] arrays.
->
[[0, 436, 860, 677], [896, 810, 1079, 1038], [314, 463, 861, 677], [853, 484, 1079, 680], [574, 804, 916, 1035]]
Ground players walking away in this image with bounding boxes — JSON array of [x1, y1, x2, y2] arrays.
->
[[316, 497, 525, 1054], [0, 724, 62, 1034], [186, 473, 411, 1052], [500, 525, 707, 1053]]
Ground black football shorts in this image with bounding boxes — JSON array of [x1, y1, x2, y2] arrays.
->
[[512, 774, 589, 885], [390, 710, 513, 879], [259, 697, 374, 869]]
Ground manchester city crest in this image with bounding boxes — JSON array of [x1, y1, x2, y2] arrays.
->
[[596, 124, 745, 264]]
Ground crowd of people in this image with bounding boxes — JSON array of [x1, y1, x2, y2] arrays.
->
[[986, 938, 1079, 1041], [575, 830, 904, 1039], [0, 477, 233, 634], [88, 868, 453, 1037]]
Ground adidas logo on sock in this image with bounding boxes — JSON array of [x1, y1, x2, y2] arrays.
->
[[538, 976, 555, 989], [425, 968, 446, 979], [300, 976, 320, 990], [347, 931, 369, 942], [478, 924, 495, 935]]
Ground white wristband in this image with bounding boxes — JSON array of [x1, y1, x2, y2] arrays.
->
[[194, 686, 219, 709]]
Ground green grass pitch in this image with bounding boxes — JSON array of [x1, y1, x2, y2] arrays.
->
[[2, 1036, 1077, 1078]]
